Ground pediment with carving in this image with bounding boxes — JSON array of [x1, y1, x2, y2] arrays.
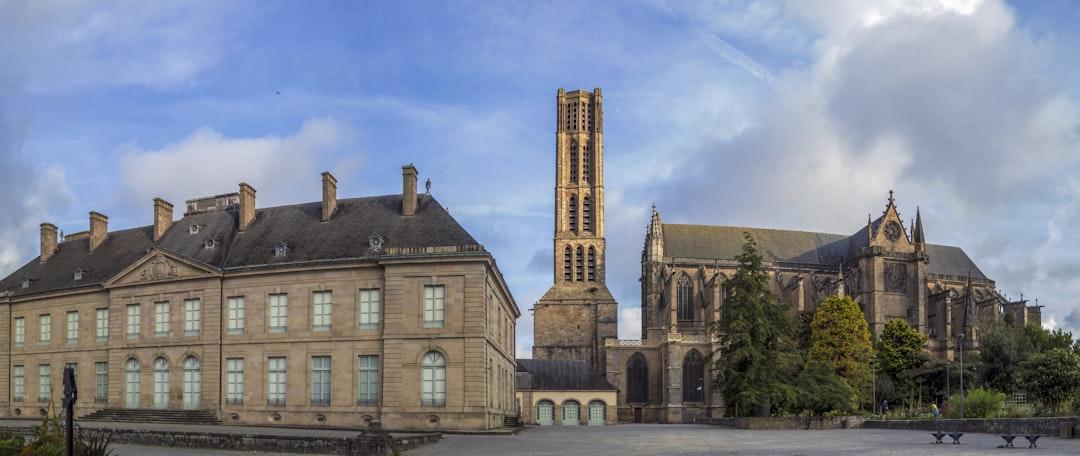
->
[[108, 252, 216, 286]]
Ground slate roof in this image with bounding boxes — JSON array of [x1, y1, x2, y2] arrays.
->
[[0, 194, 482, 298], [661, 223, 988, 280], [515, 359, 616, 391]]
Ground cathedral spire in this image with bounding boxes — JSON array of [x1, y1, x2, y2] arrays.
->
[[913, 206, 926, 253], [964, 272, 975, 328], [644, 204, 664, 262], [836, 263, 845, 298]]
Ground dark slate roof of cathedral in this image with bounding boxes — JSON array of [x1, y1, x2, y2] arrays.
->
[[515, 359, 617, 391], [660, 223, 988, 280], [0, 194, 481, 298]]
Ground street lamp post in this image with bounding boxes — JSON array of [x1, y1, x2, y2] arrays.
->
[[957, 333, 966, 420]]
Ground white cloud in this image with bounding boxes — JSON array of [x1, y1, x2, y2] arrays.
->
[[619, 307, 643, 340], [119, 118, 352, 208]]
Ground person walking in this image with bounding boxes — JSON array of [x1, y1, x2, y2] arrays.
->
[[881, 400, 889, 419]]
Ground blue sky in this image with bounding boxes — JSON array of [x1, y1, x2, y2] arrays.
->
[[3, 1, 1080, 358]]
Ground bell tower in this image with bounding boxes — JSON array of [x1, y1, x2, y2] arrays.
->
[[533, 88, 618, 372]]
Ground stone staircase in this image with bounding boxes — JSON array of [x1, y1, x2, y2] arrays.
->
[[503, 415, 521, 428], [81, 408, 221, 425]]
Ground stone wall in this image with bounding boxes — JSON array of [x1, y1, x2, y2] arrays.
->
[[710, 416, 866, 430], [863, 417, 1080, 438]]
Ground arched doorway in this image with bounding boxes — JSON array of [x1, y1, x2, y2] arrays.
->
[[152, 357, 169, 409], [562, 400, 580, 425], [124, 359, 140, 409], [536, 400, 554, 426], [588, 400, 606, 425], [182, 356, 201, 409]]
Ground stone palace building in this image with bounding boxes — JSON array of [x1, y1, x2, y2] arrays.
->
[[529, 87, 1043, 425], [0, 166, 519, 430]]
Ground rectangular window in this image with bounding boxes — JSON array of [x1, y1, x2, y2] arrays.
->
[[358, 289, 380, 330], [94, 362, 108, 403], [38, 365, 50, 402], [126, 304, 140, 339], [12, 366, 23, 402], [39, 314, 51, 343], [154, 302, 170, 336], [311, 356, 331, 406], [14, 317, 24, 346], [423, 285, 445, 328], [183, 299, 201, 336], [65, 362, 77, 384], [226, 358, 244, 405], [226, 297, 245, 336], [357, 355, 379, 405], [312, 291, 332, 332], [268, 294, 287, 333], [66, 311, 79, 343], [95, 309, 109, 342], [267, 357, 286, 406]]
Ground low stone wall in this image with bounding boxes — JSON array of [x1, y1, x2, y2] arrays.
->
[[0, 425, 441, 455], [709, 416, 866, 430], [863, 417, 1080, 438]]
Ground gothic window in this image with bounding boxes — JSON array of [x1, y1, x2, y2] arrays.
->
[[677, 275, 693, 321], [627, 353, 648, 404], [683, 350, 705, 402], [568, 196, 577, 232], [569, 140, 579, 183], [587, 246, 596, 282], [584, 143, 593, 182], [583, 197, 592, 232], [563, 247, 572, 282], [575, 246, 584, 282]]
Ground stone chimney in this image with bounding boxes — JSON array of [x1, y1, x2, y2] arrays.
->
[[402, 164, 418, 216], [239, 182, 256, 231], [39, 223, 57, 263], [321, 172, 337, 222], [153, 198, 174, 241], [89, 212, 108, 252]]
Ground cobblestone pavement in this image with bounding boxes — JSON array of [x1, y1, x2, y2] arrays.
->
[[409, 424, 1080, 456]]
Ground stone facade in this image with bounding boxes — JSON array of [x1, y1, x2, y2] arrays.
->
[[0, 167, 519, 431], [532, 88, 618, 373]]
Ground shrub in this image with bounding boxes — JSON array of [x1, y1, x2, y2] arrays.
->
[[1003, 403, 1035, 418], [0, 436, 24, 456], [945, 388, 1005, 419]]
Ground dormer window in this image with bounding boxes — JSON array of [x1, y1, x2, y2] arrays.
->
[[204, 237, 219, 250], [188, 224, 201, 235], [274, 242, 289, 257], [368, 234, 385, 252], [73, 269, 86, 281], [21, 279, 30, 289]]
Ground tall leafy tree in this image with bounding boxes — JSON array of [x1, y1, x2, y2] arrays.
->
[[876, 319, 927, 378], [711, 233, 800, 416], [1018, 348, 1080, 411], [796, 360, 856, 416], [808, 295, 874, 393], [977, 320, 1022, 393]]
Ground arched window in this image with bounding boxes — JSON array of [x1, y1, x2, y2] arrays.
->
[[677, 275, 693, 321], [562, 400, 580, 425], [584, 142, 593, 182], [588, 400, 606, 425], [627, 353, 648, 404], [583, 197, 592, 232], [575, 247, 584, 282], [182, 356, 201, 409], [124, 359, 140, 409], [569, 140, 579, 183], [536, 400, 554, 425], [563, 246, 572, 282], [588, 246, 596, 282], [683, 350, 705, 403], [153, 357, 169, 409], [568, 195, 578, 232], [421, 351, 446, 407]]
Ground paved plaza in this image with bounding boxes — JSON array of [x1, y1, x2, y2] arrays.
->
[[410, 424, 1080, 456]]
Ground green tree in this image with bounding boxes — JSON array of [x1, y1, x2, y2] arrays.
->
[[711, 233, 800, 416], [808, 295, 873, 392], [1021, 325, 1074, 353], [876, 319, 927, 378], [796, 360, 856, 416], [1018, 348, 1080, 410], [977, 320, 1023, 393]]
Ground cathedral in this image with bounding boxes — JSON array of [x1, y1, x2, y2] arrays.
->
[[531, 87, 1043, 424]]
